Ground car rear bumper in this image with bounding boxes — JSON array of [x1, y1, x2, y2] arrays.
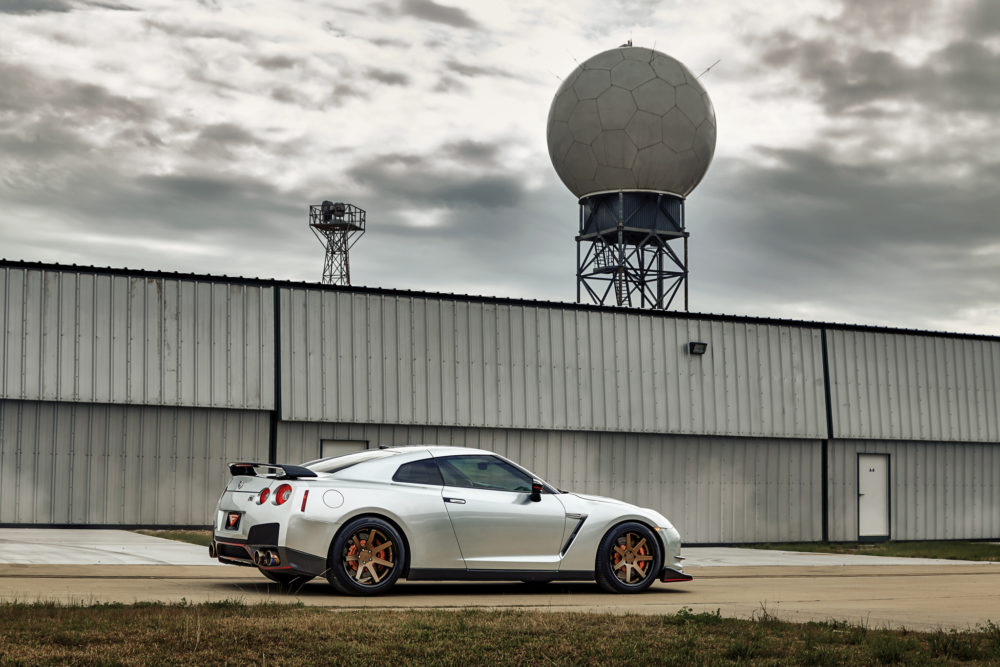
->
[[211, 534, 327, 577], [660, 567, 693, 583]]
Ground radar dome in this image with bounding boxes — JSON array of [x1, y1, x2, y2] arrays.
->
[[547, 46, 716, 199]]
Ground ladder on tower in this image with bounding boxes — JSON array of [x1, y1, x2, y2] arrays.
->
[[594, 246, 627, 306]]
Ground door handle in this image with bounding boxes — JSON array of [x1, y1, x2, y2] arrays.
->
[[444, 497, 466, 504]]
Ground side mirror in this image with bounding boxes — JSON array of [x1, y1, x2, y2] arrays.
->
[[530, 479, 543, 503]]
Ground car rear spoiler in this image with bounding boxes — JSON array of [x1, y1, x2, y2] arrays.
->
[[228, 462, 318, 479]]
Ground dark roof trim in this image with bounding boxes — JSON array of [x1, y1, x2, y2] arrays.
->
[[3, 258, 998, 342]]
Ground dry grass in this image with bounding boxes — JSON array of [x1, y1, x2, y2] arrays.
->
[[1, 603, 999, 665]]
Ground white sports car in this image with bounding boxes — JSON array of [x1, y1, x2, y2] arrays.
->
[[210, 446, 691, 595]]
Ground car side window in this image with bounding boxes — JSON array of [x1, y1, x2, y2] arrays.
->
[[392, 459, 444, 485], [437, 455, 532, 493]]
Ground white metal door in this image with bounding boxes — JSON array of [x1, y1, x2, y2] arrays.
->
[[858, 454, 889, 540]]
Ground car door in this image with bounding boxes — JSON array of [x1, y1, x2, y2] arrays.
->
[[435, 454, 566, 571]]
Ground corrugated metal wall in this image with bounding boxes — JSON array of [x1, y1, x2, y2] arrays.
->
[[3, 263, 999, 539], [279, 289, 828, 439], [276, 421, 822, 544], [0, 267, 274, 410], [827, 330, 1000, 443], [828, 439, 1000, 541], [0, 399, 269, 525]]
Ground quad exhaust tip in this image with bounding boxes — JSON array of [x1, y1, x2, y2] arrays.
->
[[252, 549, 281, 567]]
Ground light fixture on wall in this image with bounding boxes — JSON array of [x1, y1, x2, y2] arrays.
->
[[688, 341, 708, 355]]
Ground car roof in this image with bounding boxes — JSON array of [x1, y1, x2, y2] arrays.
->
[[379, 445, 495, 457]]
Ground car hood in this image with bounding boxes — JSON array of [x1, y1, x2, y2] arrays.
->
[[568, 492, 634, 507]]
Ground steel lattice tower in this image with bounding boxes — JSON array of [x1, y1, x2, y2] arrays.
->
[[576, 191, 688, 310], [309, 201, 366, 285]]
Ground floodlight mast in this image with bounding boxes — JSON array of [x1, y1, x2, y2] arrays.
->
[[309, 201, 366, 285]]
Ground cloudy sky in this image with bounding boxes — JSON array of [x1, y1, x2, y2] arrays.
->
[[2, 0, 999, 334]]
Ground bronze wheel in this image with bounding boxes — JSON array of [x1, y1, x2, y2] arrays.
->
[[327, 517, 405, 595], [595, 522, 662, 593], [343, 528, 395, 584], [611, 531, 653, 584]]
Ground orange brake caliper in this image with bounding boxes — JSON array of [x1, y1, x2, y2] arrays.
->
[[347, 537, 368, 572]]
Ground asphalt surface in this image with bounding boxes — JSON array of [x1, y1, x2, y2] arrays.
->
[[1, 529, 998, 631]]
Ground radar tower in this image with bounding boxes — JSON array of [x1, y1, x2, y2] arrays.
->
[[546, 46, 717, 310]]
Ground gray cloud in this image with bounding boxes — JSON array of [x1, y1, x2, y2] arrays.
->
[[188, 123, 263, 160], [760, 32, 1000, 115], [444, 59, 513, 79], [375, 0, 479, 29], [0, 62, 151, 121], [439, 140, 502, 167], [364, 67, 411, 86], [86, 1, 137, 9], [256, 55, 300, 70], [694, 0, 1000, 328], [0, 0, 72, 13], [142, 18, 250, 43], [197, 123, 258, 146], [271, 86, 312, 105], [348, 150, 527, 210], [0, 116, 91, 159], [689, 141, 1000, 327], [824, 0, 936, 36], [965, 0, 1000, 36], [327, 84, 369, 105], [433, 76, 464, 93], [401, 0, 477, 28]]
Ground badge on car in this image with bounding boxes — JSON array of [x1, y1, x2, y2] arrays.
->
[[226, 511, 242, 530]]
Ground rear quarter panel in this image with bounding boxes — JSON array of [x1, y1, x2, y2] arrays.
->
[[285, 479, 465, 571]]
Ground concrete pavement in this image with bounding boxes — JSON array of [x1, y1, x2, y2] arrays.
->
[[1, 529, 991, 567], [0, 529, 220, 565], [1, 529, 998, 631]]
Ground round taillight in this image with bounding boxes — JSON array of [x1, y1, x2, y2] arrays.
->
[[258, 488, 270, 504], [274, 484, 293, 506]]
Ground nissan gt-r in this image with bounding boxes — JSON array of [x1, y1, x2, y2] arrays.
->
[[210, 446, 691, 595]]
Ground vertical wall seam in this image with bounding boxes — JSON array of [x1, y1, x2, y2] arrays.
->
[[269, 288, 281, 464], [820, 328, 835, 542]]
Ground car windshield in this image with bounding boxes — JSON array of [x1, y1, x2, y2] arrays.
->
[[302, 449, 399, 474]]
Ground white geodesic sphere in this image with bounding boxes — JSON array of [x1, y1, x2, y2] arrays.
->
[[547, 46, 716, 199]]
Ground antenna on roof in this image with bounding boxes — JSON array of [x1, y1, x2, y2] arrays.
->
[[697, 59, 721, 79]]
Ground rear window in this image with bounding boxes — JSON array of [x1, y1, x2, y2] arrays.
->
[[303, 449, 399, 474], [392, 459, 444, 485]]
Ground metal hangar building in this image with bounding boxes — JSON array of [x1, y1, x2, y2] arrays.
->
[[2, 259, 999, 544]]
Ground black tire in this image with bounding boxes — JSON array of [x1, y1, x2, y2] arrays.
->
[[260, 569, 314, 588], [326, 517, 406, 596], [594, 522, 663, 593]]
